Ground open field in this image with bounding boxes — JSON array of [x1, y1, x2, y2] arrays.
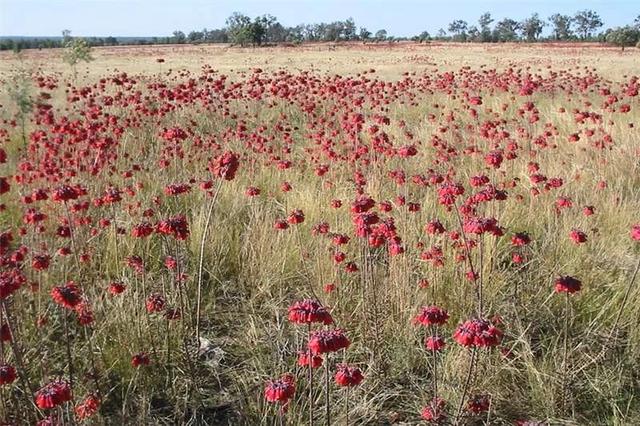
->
[[0, 43, 639, 425]]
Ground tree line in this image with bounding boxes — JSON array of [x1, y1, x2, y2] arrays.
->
[[2, 10, 639, 51]]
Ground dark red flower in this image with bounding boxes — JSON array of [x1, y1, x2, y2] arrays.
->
[[453, 318, 503, 347], [297, 351, 323, 368], [288, 299, 333, 325], [334, 364, 364, 387], [35, 379, 72, 409], [308, 329, 350, 354], [413, 306, 449, 327], [421, 397, 447, 422], [264, 373, 295, 404], [554, 276, 581, 294], [467, 394, 491, 414], [425, 335, 446, 352], [131, 352, 150, 367], [51, 282, 82, 309], [0, 364, 16, 385], [209, 151, 239, 180]]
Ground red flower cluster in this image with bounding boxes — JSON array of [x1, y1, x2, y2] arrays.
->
[[453, 318, 503, 347], [308, 329, 351, 354], [35, 379, 72, 409], [75, 394, 101, 420], [51, 282, 82, 309], [0, 364, 16, 385], [554, 276, 581, 294], [413, 306, 449, 327], [156, 215, 189, 240], [421, 397, 447, 422], [264, 373, 295, 404], [334, 364, 364, 387], [297, 351, 323, 368], [209, 151, 240, 180], [287, 299, 333, 325], [131, 352, 150, 367]]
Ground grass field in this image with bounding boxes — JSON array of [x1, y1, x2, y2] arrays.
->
[[0, 42, 639, 425]]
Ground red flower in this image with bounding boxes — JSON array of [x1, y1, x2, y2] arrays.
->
[[131, 352, 150, 367], [425, 335, 446, 352], [75, 393, 100, 420], [51, 282, 82, 309], [156, 215, 189, 240], [146, 293, 166, 314], [511, 232, 531, 246], [334, 364, 364, 387], [308, 329, 350, 354], [51, 185, 82, 202], [554, 276, 581, 294], [421, 397, 447, 422], [287, 209, 305, 225], [453, 318, 503, 347], [297, 351, 323, 368], [32, 253, 51, 271], [209, 151, 240, 180], [631, 224, 640, 241], [413, 306, 449, 327], [288, 299, 333, 325], [131, 222, 154, 238], [0, 269, 26, 299], [274, 219, 289, 230], [108, 282, 126, 295], [467, 394, 491, 414], [569, 229, 587, 244], [35, 379, 72, 409], [0, 364, 16, 385], [264, 373, 295, 404]]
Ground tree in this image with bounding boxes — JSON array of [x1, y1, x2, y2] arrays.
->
[[187, 31, 204, 43], [467, 26, 480, 42], [573, 10, 603, 40], [172, 30, 186, 44], [62, 36, 94, 79], [634, 15, 640, 29], [226, 12, 253, 46], [448, 19, 469, 41], [478, 12, 494, 42], [549, 14, 573, 40], [493, 18, 520, 42], [418, 31, 431, 42], [343, 18, 357, 40], [606, 26, 640, 50], [374, 29, 387, 41], [520, 13, 545, 41], [359, 27, 371, 41]]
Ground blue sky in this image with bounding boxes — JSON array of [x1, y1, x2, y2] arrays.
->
[[0, 0, 637, 37]]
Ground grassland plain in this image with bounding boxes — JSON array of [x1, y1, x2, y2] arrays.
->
[[0, 42, 639, 425]]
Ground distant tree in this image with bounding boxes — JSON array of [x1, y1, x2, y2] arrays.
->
[[104, 36, 118, 46], [187, 31, 204, 43], [467, 26, 480, 42], [359, 27, 372, 41], [226, 12, 254, 46], [520, 13, 545, 41], [493, 18, 520, 42], [634, 15, 640, 29], [343, 18, 357, 40], [418, 30, 431, 42], [172, 30, 186, 44], [606, 26, 640, 50], [573, 10, 603, 39], [549, 14, 573, 40], [478, 12, 494, 42], [62, 29, 72, 43], [374, 29, 388, 41], [436, 28, 447, 39], [448, 19, 469, 41]]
